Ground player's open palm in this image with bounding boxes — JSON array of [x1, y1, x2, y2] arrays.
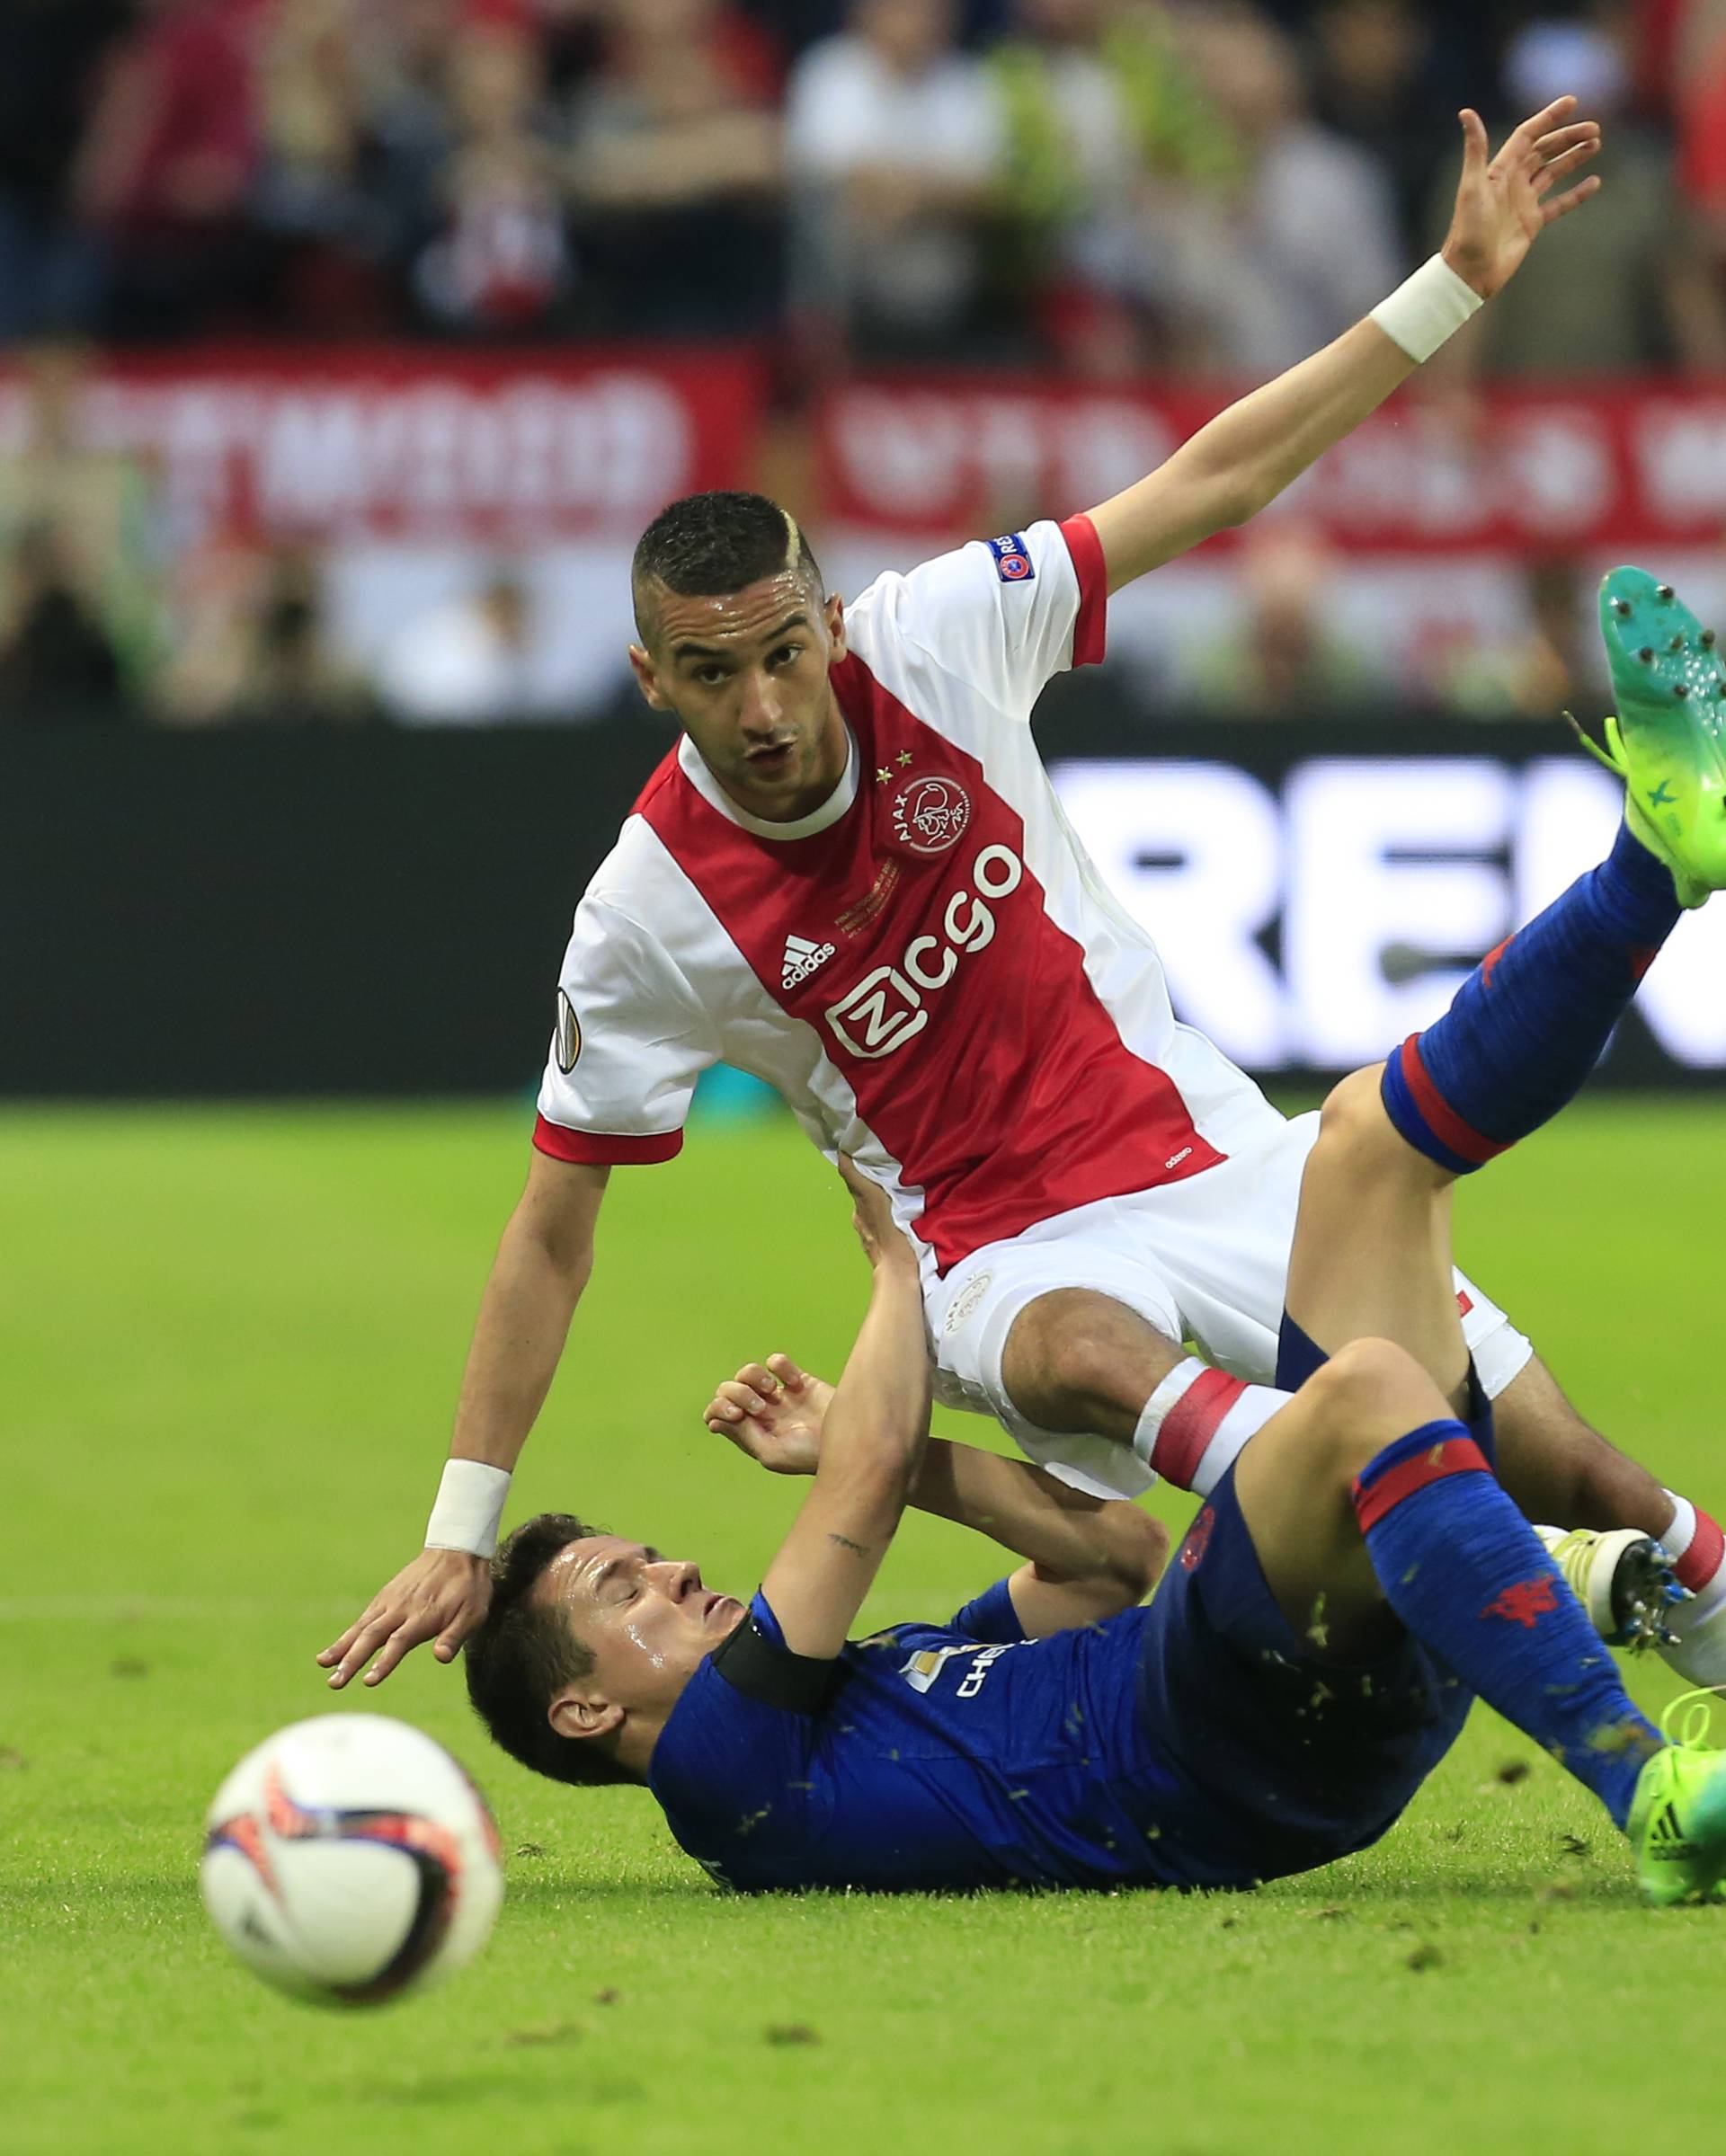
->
[[705, 1353, 833, 1477], [316, 1547, 492, 1690], [1440, 96, 1602, 300]]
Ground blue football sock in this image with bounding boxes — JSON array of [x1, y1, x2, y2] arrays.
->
[[1382, 821, 1681, 1174], [1353, 1420, 1661, 1827]]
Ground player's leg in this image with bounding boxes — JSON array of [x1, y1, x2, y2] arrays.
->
[[1224, 581, 1726, 1833], [1229, 1344, 1711, 1885], [997, 1288, 1183, 1442], [999, 1287, 1288, 1497], [1282, 1066, 1472, 1403], [985, 1164, 1726, 1664], [1228, 1337, 1456, 1655], [1491, 1355, 1676, 1534], [1223, 1346, 1726, 1903], [1290, 568, 1726, 1667], [1261, 1051, 1678, 1644]]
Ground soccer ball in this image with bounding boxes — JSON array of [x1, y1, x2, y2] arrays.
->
[[200, 1714, 503, 2007]]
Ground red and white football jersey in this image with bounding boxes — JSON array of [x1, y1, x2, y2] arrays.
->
[[535, 517, 1273, 1278]]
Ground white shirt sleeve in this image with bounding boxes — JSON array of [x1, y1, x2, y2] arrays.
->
[[851, 516, 1108, 724], [533, 897, 718, 1166]]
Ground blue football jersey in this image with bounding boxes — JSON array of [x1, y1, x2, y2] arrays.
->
[[646, 1580, 1182, 1893]]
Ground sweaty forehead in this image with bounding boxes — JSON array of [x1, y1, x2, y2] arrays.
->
[[541, 1534, 640, 1605], [645, 570, 816, 654]]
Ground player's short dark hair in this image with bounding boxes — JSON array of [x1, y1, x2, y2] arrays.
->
[[463, 1512, 638, 1788], [631, 491, 823, 641]]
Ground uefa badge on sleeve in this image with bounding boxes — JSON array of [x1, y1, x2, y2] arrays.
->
[[986, 534, 1036, 584]]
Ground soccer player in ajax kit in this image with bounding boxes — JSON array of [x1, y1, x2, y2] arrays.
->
[[461, 575, 1726, 1904], [320, 99, 1726, 1701]]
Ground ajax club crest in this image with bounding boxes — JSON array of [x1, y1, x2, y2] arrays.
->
[[891, 773, 972, 856]]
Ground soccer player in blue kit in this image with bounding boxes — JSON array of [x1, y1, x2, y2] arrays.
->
[[462, 574, 1726, 1901]]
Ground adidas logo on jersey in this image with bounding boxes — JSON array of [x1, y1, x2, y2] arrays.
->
[[781, 934, 837, 990]]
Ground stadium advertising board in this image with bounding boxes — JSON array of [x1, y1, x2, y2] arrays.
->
[[6, 721, 1723, 1096], [1049, 751, 1726, 1076]]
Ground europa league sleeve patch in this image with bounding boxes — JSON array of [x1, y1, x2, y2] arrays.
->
[[986, 534, 1036, 584], [554, 990, 582, 1073]]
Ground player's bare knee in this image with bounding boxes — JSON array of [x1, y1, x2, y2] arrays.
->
[[1314, 1065, 1397, 1165], [1315, 1062, 1451, 1192], [1301, 1338, 1437, 1486]]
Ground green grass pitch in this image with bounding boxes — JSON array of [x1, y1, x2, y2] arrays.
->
[[6, 1097, 1726, 2156]]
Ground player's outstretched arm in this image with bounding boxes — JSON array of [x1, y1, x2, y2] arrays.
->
[[1083, 99, 1603, 593], [317, 1153, 609, 1690], [755, 1168, 931, 1660], [707, 1356, 1169, 1636]]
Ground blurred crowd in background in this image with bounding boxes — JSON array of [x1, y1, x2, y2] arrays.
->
[[6, 0, 1726, 725]]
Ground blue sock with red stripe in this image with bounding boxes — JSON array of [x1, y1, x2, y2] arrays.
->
[[1353, 1421, 1661, 1826], [1381, 822, 1681, 1174]]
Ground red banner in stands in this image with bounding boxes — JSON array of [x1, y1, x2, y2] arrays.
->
[[14, 351, 1726, 555], [814, 377, 1726, 553], [0, 347, 767, 544]]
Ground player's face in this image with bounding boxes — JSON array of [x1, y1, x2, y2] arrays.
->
[[629, 572, 850, 823], [543, 1534, 745, 1714]]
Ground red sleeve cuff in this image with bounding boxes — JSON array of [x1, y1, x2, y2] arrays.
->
[[1058, 512, 1108, 670], [532, 1114, 684, 1166]]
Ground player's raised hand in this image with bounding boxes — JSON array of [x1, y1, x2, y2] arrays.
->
[[316, 1547, 491, 1690], [705, 1353, 834, 1476], [1440, 96, 1602, 300]]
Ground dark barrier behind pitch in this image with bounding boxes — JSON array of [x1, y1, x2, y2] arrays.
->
[[3, 689, 1710, 1097]]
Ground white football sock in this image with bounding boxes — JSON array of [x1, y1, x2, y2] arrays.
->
[[1133, 1358, 1290, 1497], [1658, 1490, 1726, 1686]]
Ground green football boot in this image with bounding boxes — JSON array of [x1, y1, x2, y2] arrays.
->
[[1573, 567, 1726, 909], [1626, 1690, 1726, 1907]]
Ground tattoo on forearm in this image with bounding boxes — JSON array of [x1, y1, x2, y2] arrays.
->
[[828, 1533, 870, 1557]]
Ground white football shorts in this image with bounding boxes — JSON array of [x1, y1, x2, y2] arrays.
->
[[925, 1107, 1533, 1502]]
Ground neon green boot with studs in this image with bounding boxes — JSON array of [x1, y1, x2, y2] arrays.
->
[[1572, 567, 1726, 909], [1627, 1691, 1726, 1907]]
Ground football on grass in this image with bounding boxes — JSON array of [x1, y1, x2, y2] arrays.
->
[[200, 1714, 503, 2007]]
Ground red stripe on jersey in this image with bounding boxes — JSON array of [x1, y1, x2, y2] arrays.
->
[[1396, 1036, 1511, 1167], [634, 653, 1223, 1273], [1677, 1508, 1726, 1593], [632, 743, 683, 817], [1059, 513, 1108, 669], [1351, 1436, 1490, 1533], [1152, 1368, 1247, 1491], [533, 1114, 683, 1167]]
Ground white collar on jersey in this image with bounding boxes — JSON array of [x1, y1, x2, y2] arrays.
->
[[676, 728, 859, 842]]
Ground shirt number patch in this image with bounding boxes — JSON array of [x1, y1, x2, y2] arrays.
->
[[987, 534, 1036, 584]]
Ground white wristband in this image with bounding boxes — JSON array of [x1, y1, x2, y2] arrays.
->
[[1369, 253, 1483, 364], [425, 1459, 512, 1560]]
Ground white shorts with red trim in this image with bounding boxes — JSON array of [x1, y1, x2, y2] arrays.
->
[[925, 1109, 1533, 1502]]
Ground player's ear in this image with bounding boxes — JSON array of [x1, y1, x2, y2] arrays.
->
[[548, 1688, 625, 1743], [627, 643, 672, 714], [823, 592, 847, 664]]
